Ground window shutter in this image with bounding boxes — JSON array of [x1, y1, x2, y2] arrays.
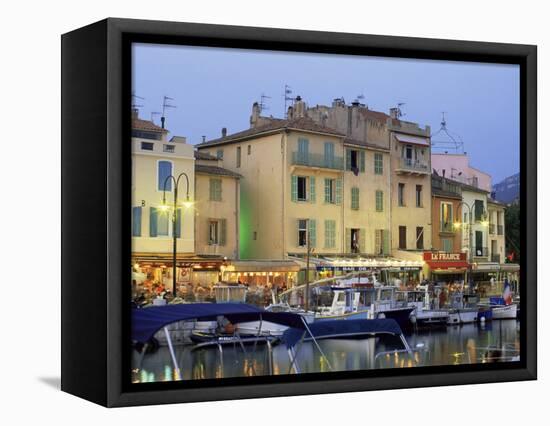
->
[[360, 151, 365, 172], [175, 208, 182, 238], [132, 207, 142, 237], [309, 176, 316, 203], [207, 221, 213, 245], [351, 187, 359, 210], [335, 178, 343, 204], [345, 228, 351, 253], [297, 219, 301, 247], [375, 230, 382, 255], [220, 219, 227, 246], [324, 178, 331, 203], [345, 149, 352, 171], [359, 229, 366, 253], [158, 161, 172, 191], [383, 229, 390, 255], [291, 175, 298, 202], [308, 219, 316, 248], [149, 207, 158, 237], [324, 142, 334, 167], [209, 179, 214, 201]]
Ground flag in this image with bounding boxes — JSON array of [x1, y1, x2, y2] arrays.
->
[[502, 279, 512, 305]]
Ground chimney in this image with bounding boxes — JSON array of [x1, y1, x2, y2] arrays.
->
[[389, 108, 399, 119], [202, 136, 206, 143], [442, 169, 446, 178], [294, 95, 306, 119], [161, 116, 166, 129], [287, 106, 294, 120], [250, 102, 261, 127], [131, 108, 139, 120], [221, 127, 227, 138]]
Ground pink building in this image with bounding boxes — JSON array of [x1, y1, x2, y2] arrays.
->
[[431, 153, 492, 192]]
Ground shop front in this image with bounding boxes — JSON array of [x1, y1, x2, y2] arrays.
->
[[423, 251, 469, 289], [471, 262, 520, 297]]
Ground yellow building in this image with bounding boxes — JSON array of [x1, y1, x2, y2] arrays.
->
[[487, 199, 506, 264]]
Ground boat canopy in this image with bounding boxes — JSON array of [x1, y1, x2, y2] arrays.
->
[[132, 303, 305, 343], [281, 318, 403, 348]]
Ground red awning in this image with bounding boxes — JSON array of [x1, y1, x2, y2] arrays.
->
[[425, 260, 469, 270]]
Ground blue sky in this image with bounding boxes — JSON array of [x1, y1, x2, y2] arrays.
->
[[132, 43, 519, 183]]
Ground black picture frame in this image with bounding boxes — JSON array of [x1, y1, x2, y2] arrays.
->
[[61, 18, 537, 407]]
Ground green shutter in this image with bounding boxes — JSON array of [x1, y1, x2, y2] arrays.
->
[[383, 230, 390, 255], [345, 228, 351, 253], [149, 207, 158, 237], [220, 219, 227, 246], [132, 207, 142, 237], [175, 208, 182, 238], [374, 153, 383, 175], [351, 187, 359, 210], [335, 179, 342, 205], [345, 149, 352, 171], [376, 190, 383, 212], [324, 178, 331, 203], [359, 229, 366, 253], [309, 176, 316, 203], [360, 151, 365, 172], [308, 219, 316, 248], [291, 175, 298, 202]]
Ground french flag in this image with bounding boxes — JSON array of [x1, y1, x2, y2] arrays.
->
[[502, 279, 513, 305]]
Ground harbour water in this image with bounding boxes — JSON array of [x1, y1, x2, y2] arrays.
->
[[132, 320, 520, 383]]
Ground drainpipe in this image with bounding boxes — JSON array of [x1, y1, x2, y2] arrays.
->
[[281, 132, 287, 259]]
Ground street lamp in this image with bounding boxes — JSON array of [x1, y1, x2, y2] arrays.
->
[[161, 172, 193, 297]]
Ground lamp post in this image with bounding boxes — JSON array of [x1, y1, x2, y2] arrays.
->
[[161, 172, 193, 297]]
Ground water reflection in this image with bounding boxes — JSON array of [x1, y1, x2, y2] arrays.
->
[[132, 320, 520, 383]]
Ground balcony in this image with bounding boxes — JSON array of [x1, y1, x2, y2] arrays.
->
[[497, 225, 504, 235], [440, 221, 455, 234], [473, 247, 489, 258], [395, 157, 430, 175], [491, 254, 501, 263], [489, 224, 496, 235], [291, 152, 344, 170]]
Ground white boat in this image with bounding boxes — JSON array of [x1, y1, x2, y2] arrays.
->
[[491, 303, 517, 319], [397, 287, 449, 326], [446, 293, 478, 325]]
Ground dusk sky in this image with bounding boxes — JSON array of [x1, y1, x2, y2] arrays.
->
[[132, 43, 519, 183]]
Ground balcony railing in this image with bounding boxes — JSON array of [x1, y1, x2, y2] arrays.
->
[[291, 152, 344, 170], [497, 225, 504, 235], [489, 224, 496, 234], [396, 157, 429, 174], [440, 221, 454, 233], [473, 247, 489, 258], [491, 254, 501, 263]]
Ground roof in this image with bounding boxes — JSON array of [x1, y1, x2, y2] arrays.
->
[[195, 164, 242, 179], [196, 117, 345, 148], [194, 150, 218, 160], [394, 133, 430, 146], [344, 137, 390, 152], [132, 118, 167, 133], [443, 177, 490, 194], [487, 198, 506, 207], [359, 109, 390, 123], [432, 188, 462, 200]]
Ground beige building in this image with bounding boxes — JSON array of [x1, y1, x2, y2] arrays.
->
[[487, 199, 506, 264], [197, 98, 393, 261]]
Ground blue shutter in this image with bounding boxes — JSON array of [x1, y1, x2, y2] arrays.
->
[[158, 161, 172, 191], [149, 207, 158, 237], [132, 206, 142, 237], [175, 208, 182, 238]]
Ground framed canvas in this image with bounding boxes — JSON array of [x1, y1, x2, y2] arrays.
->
[[61, 18, 537, 407]]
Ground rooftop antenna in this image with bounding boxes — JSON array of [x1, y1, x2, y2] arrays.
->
[[150, 111, 161, 124], [161, 96, 176, 129], [431, 111, 465, 154], [354, 93, 366, 106], [283, 85, 293, 118], [259, 93, 271, 114], [131, 91, 144, 109]]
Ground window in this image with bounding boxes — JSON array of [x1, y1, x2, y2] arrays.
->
[[440, 202, 453, 232], [141, 142, 154, 150], [416, 185, 423, 207], [442, 238, 453, 252], [324, 178, 342, 204], [399, 226, 407, 249], [351, 187, 359, 210], [216, 149, 224, 160], [247, 145, 251, 155], [297, 138, 309, 163], [209, 178, 222, 201], [416, 227, 424, 249], [375, 190, 384, 212], [208, 219, 227, 246], [325, 220, 336, 248], [346, 148, 365, 172], [163, 144, 175, 153], [374, 153, 383, 175], [375, 229, 389, 255], [157, 210, 170, 236], [132, 207, 142, 237], [398, 183, 405, 206], [236, 146, 241, 167], [298, 219, 308, 247], [324, 142, 335, 168], [475, 230, 484, 255], [158, 160, 172, 191], [474, 199, 484, 221], [297, 176, 308, 201]]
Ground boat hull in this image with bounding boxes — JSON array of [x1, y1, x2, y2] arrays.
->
[[447, 309, 478, 325], [491, 304, 517, 320]]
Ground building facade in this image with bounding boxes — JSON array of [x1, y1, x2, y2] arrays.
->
[[431, 175, 463, 253], [432, 153, 492, 192]]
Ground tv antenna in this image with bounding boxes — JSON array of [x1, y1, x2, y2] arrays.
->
[[150, 111, 161, 124], [161, 96, 176, 129], [131, 91, 144, 109], [354, 93, 365, 106], [283, 85, 293, 118], [431, 111, 465, 153], [258, 93, 271, 114]]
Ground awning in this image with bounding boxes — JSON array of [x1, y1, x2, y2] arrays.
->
[[394, 133, 430, 146], [225, 260, 301, 273], [500, 263, 520, 272]]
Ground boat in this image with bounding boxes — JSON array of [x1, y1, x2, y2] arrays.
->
[[480, 280, 518, 320], [396, 286, 449, 326], [446, 292, 478, 325], [491, 303, 517, 320]]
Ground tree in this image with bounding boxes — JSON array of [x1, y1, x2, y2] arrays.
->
[[504, 203, 520, 262]]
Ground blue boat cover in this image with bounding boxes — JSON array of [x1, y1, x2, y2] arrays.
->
[[131, 303, 306, 343], [282, 318, 403, 348]]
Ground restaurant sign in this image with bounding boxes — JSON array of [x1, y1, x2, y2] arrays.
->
[[423, 252, 469, 269]]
